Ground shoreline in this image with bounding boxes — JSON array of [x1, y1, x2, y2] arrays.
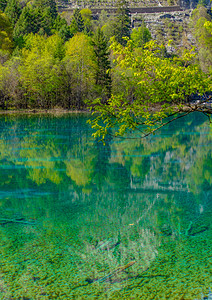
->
[[0, 103, 210, 116], [0, 108, 90, 115]]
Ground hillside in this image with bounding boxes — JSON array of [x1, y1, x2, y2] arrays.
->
[[57, 0, 178, 9], [56, 0, 209, 10]]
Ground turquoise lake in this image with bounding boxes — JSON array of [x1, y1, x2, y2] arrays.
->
[[0, 113, 211, 299]]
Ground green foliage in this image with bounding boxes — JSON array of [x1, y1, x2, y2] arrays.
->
[[64, 32, 95, 108], [18, 34, 65, 108], [53, 15, 71, 41], [13, 0, 59, 47], [0, 0, 211, 128], [191, 5, 212, 73], [69, 18, 78, 37], [33, 0, 58, 19], [71, 8, 84, 33], [91, 28, 112, 102], [0, 0, 8, 11], [204, 20, 212, 34], [80, 8, 93, 36], [95, 10, 116, 41], [0, 10, 13, 53], [4, 0, 21, 27], [114, 0, 131, 46], [13, 6, 38, 45], [88, 39, 211, 140], [131, 21, 152, 48]]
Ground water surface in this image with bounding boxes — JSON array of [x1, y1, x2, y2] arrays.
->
[[0, 113, 211, 299]]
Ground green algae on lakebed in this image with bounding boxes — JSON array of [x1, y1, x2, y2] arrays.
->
[[0, 113, 211, 299]]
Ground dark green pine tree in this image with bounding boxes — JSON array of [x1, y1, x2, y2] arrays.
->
[[92, 28, 112, 102], [72, 8, 84, 32], [0, 0, 8, 12], [13, 0, 59, 46], [14, 6, 38, 39], [4, 0, 21, 26], [53, 15, 71, 41], [34, 0, 58, 19], [114, 0, 131, 46]]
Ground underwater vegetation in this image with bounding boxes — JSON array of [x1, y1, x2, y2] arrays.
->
[[195, 288, 212, 300], [0, 114, 211, 299]]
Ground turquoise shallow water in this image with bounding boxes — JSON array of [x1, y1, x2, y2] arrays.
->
[[0, 113, 211, 299]]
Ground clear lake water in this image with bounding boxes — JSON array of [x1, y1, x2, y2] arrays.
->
[[0, 113, 211, 300]]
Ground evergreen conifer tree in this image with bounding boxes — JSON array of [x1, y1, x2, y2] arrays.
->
[[34, 0, 58, 19], [114, 0, 131, 45], [92, 28, 112, 102], [14, 6, 38, 39], [53, 15, 71, 41], [73, 8, 84, 32], [13, 0, 59, 46], [4, 0, 21, 27]]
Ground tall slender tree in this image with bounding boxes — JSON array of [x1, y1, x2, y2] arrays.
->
[[92, 28, 111, 102], [114, 0, 131, 46], [191, 5, 212, 73], [71, 8, 84, 33]]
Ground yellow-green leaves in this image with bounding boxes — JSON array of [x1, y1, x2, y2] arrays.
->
[[19, 34, 64, 108], [204, 20, 212, 34], [0, 10, 13, 53], [89, 38, 211, 140], [64, 33, 96, 108]]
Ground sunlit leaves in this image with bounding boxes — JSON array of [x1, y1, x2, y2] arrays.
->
[[19, 34, 65, 108], [89, 39, 211, 140], [0, 10, 13, 52], [204, 20, 212, 34], [64, 33, 95, 108]]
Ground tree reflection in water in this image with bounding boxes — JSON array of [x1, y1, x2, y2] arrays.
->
[[0, 112, 211, 299]]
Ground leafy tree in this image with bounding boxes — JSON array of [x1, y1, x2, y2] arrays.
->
[[91, 28, 112, 102], [80, 8, 93, 36], [0, 58, 25, 109], [4, 0, 21, 27], [131, 21, 152, 48], [114, 0, 131, 46], [64, 33, 95, 108], [94, 10, 115, 41], [88, 39, 212, 141], [19, 34, 65, 108], [191, 5, 212, 73], [0, 10, 13, 53]]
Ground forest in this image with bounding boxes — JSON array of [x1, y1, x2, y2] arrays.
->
[[0, 0, 212, 135]]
